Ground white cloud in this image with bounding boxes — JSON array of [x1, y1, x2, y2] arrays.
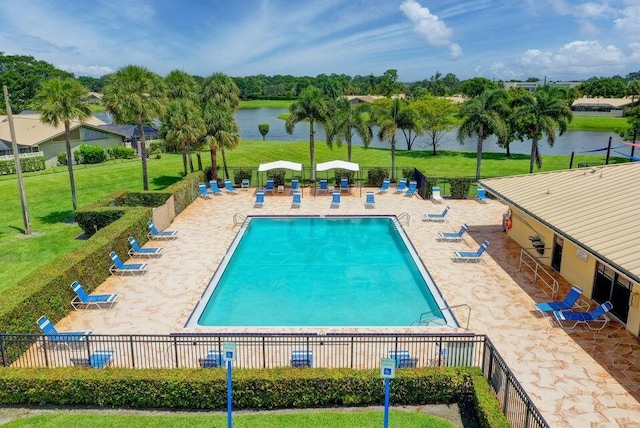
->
[[57, 64, 115, 77], [519, 40, 625, 75], [399, 0, 463, 58]]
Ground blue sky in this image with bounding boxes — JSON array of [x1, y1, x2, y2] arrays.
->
[[1, 0, 640, 82]]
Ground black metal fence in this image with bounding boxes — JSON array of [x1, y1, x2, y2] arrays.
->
[[0, 332, 548, 427]]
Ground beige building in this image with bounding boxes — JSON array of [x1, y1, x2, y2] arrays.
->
[[0, 113, 126, 168], [480, 162, 640, 337]]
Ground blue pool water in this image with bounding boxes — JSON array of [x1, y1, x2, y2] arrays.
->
[[190, 217, 452, 327]]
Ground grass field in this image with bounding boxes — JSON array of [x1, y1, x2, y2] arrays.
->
[[0, 143, 624, 291], [1, 410, 454, 427], [239, 99, 295, 109], [567, 115, 627, 132]]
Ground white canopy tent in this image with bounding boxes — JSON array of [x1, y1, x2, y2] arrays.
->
[[315, 160, 362, 196], [257, 160, 304, 190]]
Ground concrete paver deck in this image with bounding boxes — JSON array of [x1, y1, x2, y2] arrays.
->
[[55, 187, 640, 427]]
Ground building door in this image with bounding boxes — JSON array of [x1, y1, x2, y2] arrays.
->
[[593, 262, 630, 323], [551, 236, 563, 271]]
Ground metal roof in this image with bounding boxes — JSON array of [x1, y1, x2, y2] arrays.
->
[[479, 162, 640, 282], [0, 113, 108, 146]]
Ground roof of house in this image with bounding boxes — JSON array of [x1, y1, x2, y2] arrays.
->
[[571, 97, 635, 109], [0, 113, 109, 147], [98, 124, 158, 140], [479, 162, 640, 282]]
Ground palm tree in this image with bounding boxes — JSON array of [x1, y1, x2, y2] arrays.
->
[[513, 86, 573, 173], [325, 97, 371, 162], [162, 99, 205, 176], [202, 103, 240, 181], [102, 65, 166, 190], [33, 77, 91, 210], [165, 70, 200, 102], [368, 98, 404, 181], [457, 89, 509, 181], [285, 86, 329, 181]]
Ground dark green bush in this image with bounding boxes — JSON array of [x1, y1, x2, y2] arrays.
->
[[269, 169, 286, 187], [448, 177, 473, 199], [108, 146, 136, 160], [367, 168, 388, 186], [234, 168, 253, 186], [0, 156, 46, 174], [402, 168, 415, 182], [149, 141, 166, 153], [333, 169, 354, 185], [77, 144, 107, 164], [57, 152, 68, 166]]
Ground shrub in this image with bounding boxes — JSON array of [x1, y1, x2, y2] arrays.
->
[[333, 169, 354, 185], [448, 177, 473, 199], [108, 146, 137, 160], [149, 141, 166, 153], [234, 168, 253, 186], [57, 152, 68, 166], [269, 169, 286, 187], [367, 168, 388, 186], [77, 144, 107, 164], [402, 168, 415, 182], [258, 123, 269, 140], [0, 156, 45, 174]]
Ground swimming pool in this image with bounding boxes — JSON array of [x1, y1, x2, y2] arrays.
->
[[186, 216, 456, 327]]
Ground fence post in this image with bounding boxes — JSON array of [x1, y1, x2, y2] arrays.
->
[[262, 336, 266, 369], [173, 337, 179, 368], [0, 335, 5, 367], [129, 335, 136, 368], [502, 376, 511, 414]]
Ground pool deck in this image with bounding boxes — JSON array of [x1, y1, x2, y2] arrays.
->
[[55, 186, 640, 427]]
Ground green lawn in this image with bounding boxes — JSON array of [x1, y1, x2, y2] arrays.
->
[[0, 145, 624, 291], [567, 115, 627, 132], [2, 410, 454, 427], [239, 99, 295, 109]]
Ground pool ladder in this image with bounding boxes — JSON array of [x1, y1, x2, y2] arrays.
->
[[397, 212, 410, 226], [412, 304, 471, 330], [233, 213, 249, 227]]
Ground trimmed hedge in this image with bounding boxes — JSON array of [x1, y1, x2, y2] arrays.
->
[[0, 155, 46, 175], [0, 367, 504, 421], [448, 177, 473, 199], [367, 167, 388, 186]]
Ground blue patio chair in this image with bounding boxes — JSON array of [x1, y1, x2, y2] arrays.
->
[[37, 315, 92, 348], [423, 206, 450, 222], [365, 191, 375, 208], [70, 281, 118, 310], [224, 179, 237, 194], [109, 251, 148, 275], [553, 301, 613, 331], [378, 178, 390, 193], [71, 350, 115, 369], [405, 181, 417, 197], [128, 236, 163, 258], [291, 350, 313, 368], [452, 240, 489, 263], [198, 183, 212, 199], [535, 285, 585, 314], [431, 186, 444, 203], [241, 178, 250, 190], [209, 180, 222, 196], [388, 350, 418, 368], [147, 221, 178, 240], [291, 190, 302, 208], [340, 177, 349, 193], [437, 224, 468, 242], [264, 179, 275, 194], [291, 178, 300, 193], [476, 188, 489, 202], [254, 190, 265, 208], [199, 350, 222, 368], [318, 179, 329, 194], [330, 191, 341, 208], [395, 179, 407, 193]]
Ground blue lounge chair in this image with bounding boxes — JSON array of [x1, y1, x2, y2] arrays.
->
[[199, 350, 222, 368], [209, 180, 222, 196], [476, 188, 489, 203], [378, 178, 390, 193], [109, 251, 148, 275], [388, 350, 418, 368], [535, 285, 584, 314], [405, 181, 417, 197], [37, 315, 92, 348], [431, 186, 444, 203], [254, 190, 265, 208], [224, 179, 237, 194], [453, 240, 489, 263], [365, 191, 375, 208], [395, 179, 407, 193], [147, 221, 178, 240], [198, 183, 213, 199], [291, 350, 313, 368], [291, 178, 300, 193], [264, 179, 275, 194], [70, 281, 118, 310], [128, 237, 163, 258], [71, 350, 115, 369], [291, 190, 302, 208], [241, 178, 250, 190], [340, 177, 349, 193], [553, 301, 613, 331], [330, 191, 341, 208], [423, 206, 450, 222], [437, 224, 468, 242], [318, 179, 329, 194]]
